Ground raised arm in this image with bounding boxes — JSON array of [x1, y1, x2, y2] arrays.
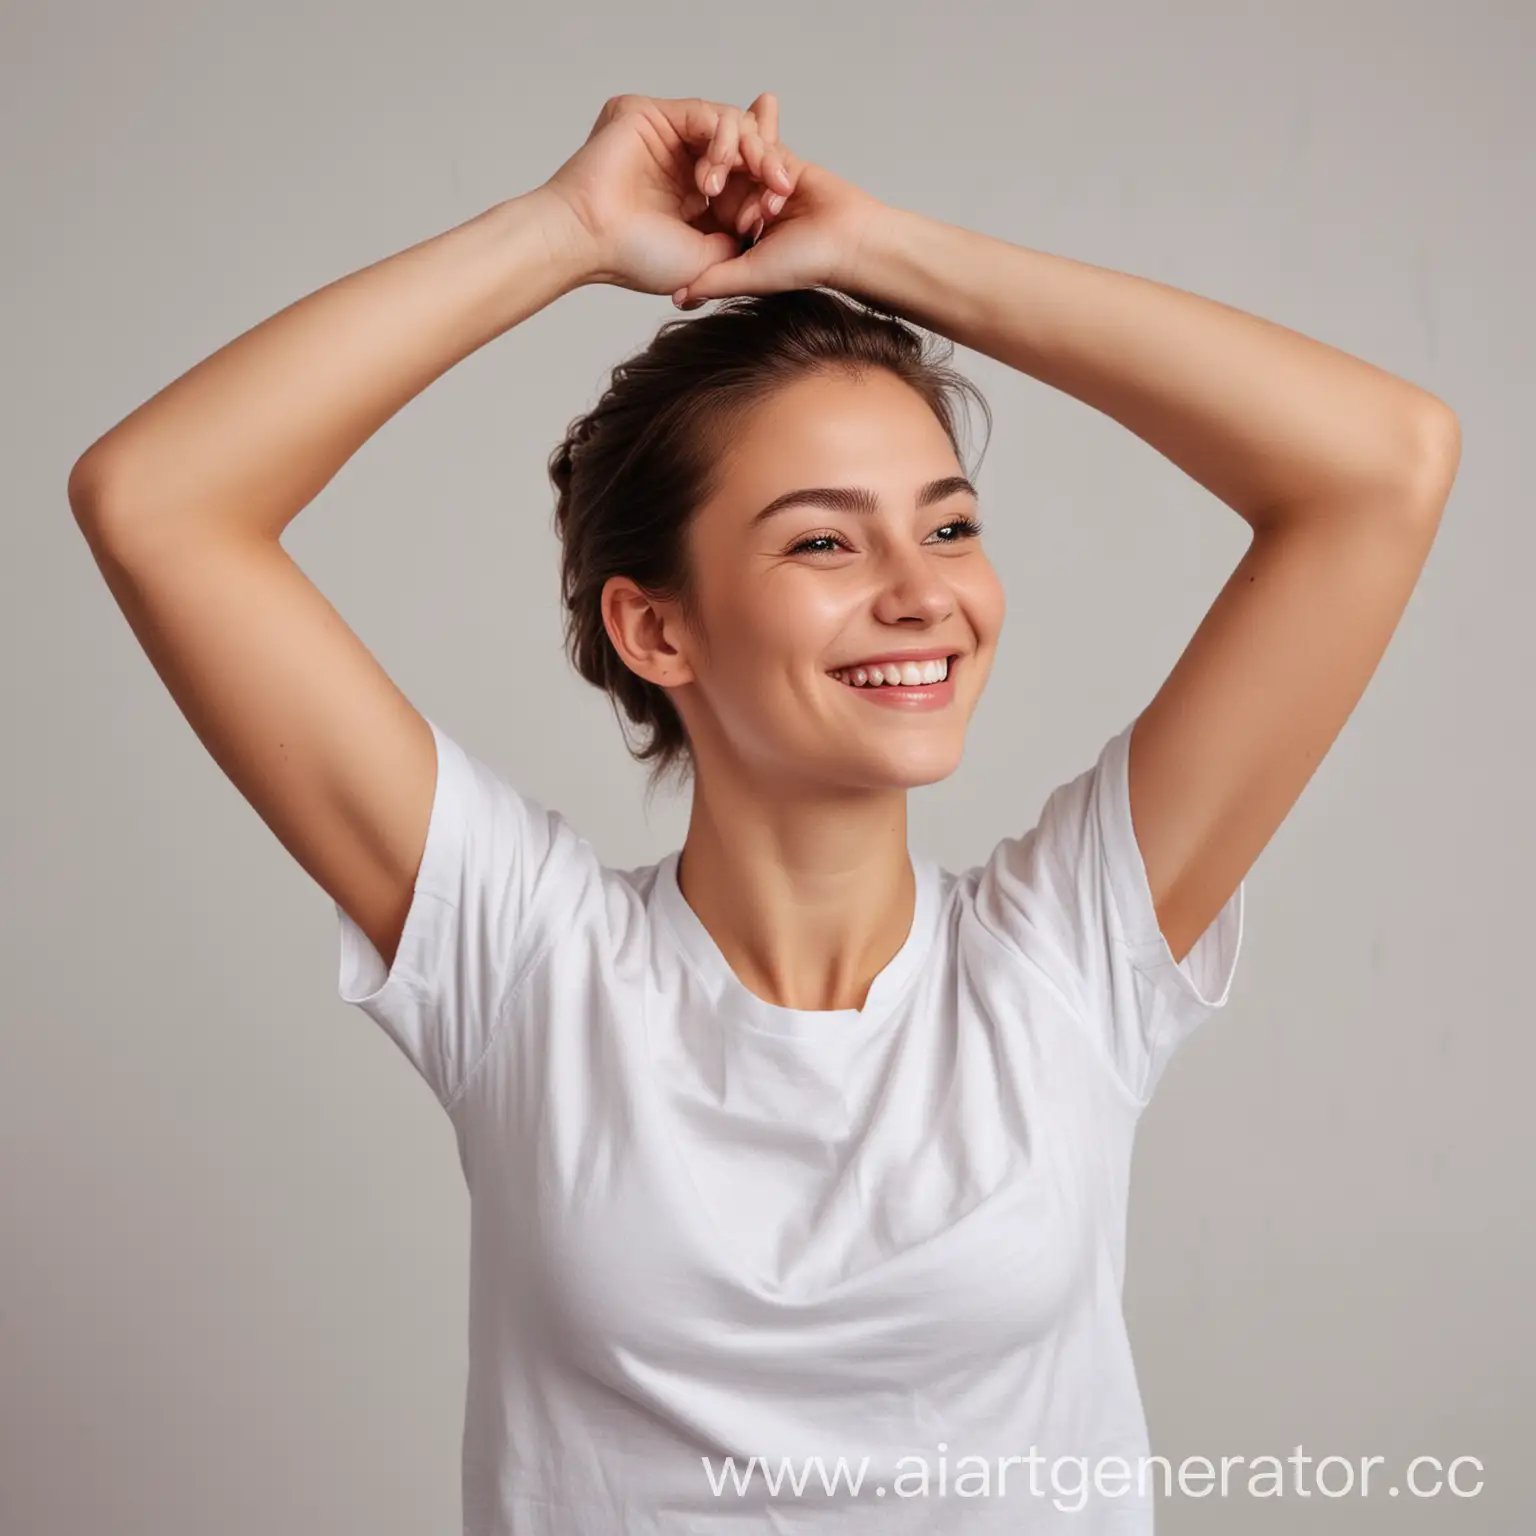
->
[[68, 189, 595, 971], [841, 208, 1461, 965], [67, 90, 796, 974], [675, 163, 1464, 965]]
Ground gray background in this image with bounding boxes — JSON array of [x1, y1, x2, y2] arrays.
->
[[4, 1, 1529, 1531]]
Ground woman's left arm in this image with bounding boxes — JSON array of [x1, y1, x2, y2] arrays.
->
[[852, 208, 1461, 964]]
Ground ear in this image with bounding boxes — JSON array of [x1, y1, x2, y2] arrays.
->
[[601, 575, 697, 689]]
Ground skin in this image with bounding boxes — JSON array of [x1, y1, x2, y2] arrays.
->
[[603, 366, 1006, 1010]]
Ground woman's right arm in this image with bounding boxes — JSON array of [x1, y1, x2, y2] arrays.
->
[[67, 187, 598, 972]]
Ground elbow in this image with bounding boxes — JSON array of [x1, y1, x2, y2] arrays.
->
[[1406, 399, 1461, 514], [67, 447, 116, 526], [68, 446, 147, 544]]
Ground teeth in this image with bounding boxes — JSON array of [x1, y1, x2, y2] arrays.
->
[[833, 656, 951, 687]]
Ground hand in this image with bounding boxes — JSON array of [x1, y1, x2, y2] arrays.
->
[[672, 157, 895, 308], [541, 93, 800, 296]]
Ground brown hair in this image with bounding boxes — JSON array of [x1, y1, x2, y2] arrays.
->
[[548, 287, 991, 791]]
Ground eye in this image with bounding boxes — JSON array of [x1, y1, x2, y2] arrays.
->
[[786, 529, 853, 557], [926, 515, 984, 544], [785, 516, 983, 558]]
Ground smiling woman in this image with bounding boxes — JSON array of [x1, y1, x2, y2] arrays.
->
[[67, 86, 1455, 1536]]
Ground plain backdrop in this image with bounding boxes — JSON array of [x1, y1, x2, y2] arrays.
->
[[3, 1, 1530, 1531]]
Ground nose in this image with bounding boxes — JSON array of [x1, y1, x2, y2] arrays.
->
[[871, 540, 956, 627]]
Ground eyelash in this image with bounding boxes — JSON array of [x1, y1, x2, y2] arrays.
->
[[787, 516, 985, 558]]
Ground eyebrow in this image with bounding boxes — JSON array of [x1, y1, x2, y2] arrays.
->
[[748, 474, 979, 528]]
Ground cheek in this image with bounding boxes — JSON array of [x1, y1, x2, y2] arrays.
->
[[964, 562, 1007, 642], [702, 570, 849, 684]]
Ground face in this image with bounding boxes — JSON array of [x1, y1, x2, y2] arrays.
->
[[611, 367, 1006, 794]]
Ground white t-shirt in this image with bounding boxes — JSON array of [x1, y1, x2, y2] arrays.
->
[[335, 716, 1244, 1534]]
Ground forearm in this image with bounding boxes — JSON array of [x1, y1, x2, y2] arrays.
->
[[69, 186, 594, 546], [849, 207, 1458, 529]]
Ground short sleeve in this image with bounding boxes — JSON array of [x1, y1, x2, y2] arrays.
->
[[972, 716, 1245, 1105], [335, 716, 591, 1110]]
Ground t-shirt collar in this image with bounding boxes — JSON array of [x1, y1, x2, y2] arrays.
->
[[650, 848, 941, 1040]]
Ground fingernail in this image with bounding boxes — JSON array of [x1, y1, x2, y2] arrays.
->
[[765, 192, 784, 215], [708, 167, 724, 195], [776, 163, 793, 190]]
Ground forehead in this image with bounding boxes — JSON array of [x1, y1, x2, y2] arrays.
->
[[717, 368, 960, 494]]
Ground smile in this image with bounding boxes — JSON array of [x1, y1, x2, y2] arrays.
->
[[830, 654, 953, 688]]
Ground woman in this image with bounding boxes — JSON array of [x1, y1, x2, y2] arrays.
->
[[69, 92, 1458, 1534]]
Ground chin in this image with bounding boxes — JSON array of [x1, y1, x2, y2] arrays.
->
[[850, 736, 967, 791]]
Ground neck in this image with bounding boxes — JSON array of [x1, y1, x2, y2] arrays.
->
[[678, 763, 915, 1014]]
